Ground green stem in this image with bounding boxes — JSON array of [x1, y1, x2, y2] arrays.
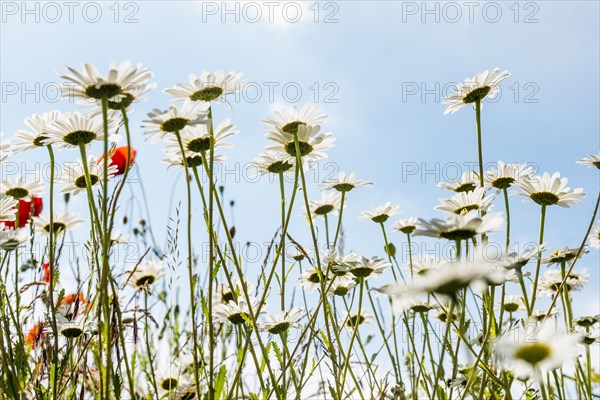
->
[[332, 191, 345, 250], [475, 99, 484, 187], [530, 204, 547, 310]]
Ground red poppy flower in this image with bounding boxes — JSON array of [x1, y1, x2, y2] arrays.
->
[[98, 146, 136, 175], [1, 197, 43, 228], [42, 262, 51, 283], [25, 324, 45, 348]]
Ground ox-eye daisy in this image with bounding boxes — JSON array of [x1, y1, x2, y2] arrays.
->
[[0, 226, 29, 251], [414, 210, 503, 241], [1, 177, 44, 201], [340, 310, 374, 331], [0, 195, 17, 221], [334, 256, 390, 279], [443, 68, 510, 114], [263, 104, 327, 135], [214, 298, 259, 325], [58, 157, 117, 197], [577, 152, 600, 169], [392, 217, 420, 235], [45, 112, 119, 150], [537, 269, 588, 296], [434, 187, 495, 215], [484, 161, 533, 190], [127, 260, 165, 290], [438, 171, 479, 193], [320, 172, 372, 192], [267, 124, 334, 162], [142, 100, 209, 144], [495, 322, 579, 380], [308, 192, 342, 218], [515, 172, 585, 208], [542, 247, 588, 266], [589, 224, 600, 248], [360, 202, 400, 223], [33, 211, 82, 236], [252, 151, 296, 177], [261, 308, 304, 335], [164, 70, 244, 104], [11, 111, 60, 153]]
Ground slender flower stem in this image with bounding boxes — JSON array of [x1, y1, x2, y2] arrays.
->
[[530, 204, 547, 310], [475, 99, 484, 187], [503, 188, 511, 251], [339, 279, 365, 390], [332, 191, 345, 250], [207, 107, 216, 400]]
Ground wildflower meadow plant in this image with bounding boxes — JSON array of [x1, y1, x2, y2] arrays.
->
[[0, 64, 598, 400]]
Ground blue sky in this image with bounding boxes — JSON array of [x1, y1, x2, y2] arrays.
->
[[1, 1, 599, 317]]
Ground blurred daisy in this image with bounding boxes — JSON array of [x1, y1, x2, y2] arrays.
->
[[495, 322, 579, 380], [499, 244, 545, 270], [515, 172, 585, 208], [58, 156, 117, 196], [392, 217, 420, 235], [409, 255, 446, 276], [214, 298, 259, 325], [485, 161, 533, 190], [287, 247, 306, 262], [438, 171, 479, 193], [537, 269, 588, 296], [497, 295, 524, 314], [543, 247, 588, 266], [156, 364, 187, 393], [162, 118, 237, 162], [327, 275, 357, 296], [434, 187, 495, 215], [1, 176, 44, 201], [267, 124, 334, 162], [0, 132, 10, 162], [443, 68, 510, 114], [33, 211, 82, 235], [110, 230, 129, 245], [407, 301, 435, 314], [299, 267, 324, 291], [263, 104, 327, 135], [589, 224, 600, 248], [320, 172, 372, 192], [414, 210, 503, 241], [340, 310, 374, 331], [164, 70, 243, 104], [576, 152, 600, 169], [261, 307, 304, 335], [127, 260, 165, 290], [58, 61, 154, 105], [45, 111, 119, 150], [11, 111, 60, 153], [212, 280, 254, 306], [574, 315, 600, 329], [162, 152, 225, 170], [359, 202, 400, 223], [323, 250, 362, 277], [334, 256, 390, 279], [142, 100, 209, 144], [0, 194, 17, 221], [252, 151, 295, 177], [0, 226, 29, 251], [579, 333, 600, 346], [56, 314, 92, 339], [308, 192, 342, 218]]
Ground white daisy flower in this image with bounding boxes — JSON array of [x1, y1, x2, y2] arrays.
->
[[58, 61, 155, 105], [261, 307, 304, 335], [406, 300, 436, 314], [212, 280, 254, 306], [537, 269, 588, 296], [266, 124, 335, 163], [392, 217, 420, 235], [438, 171, 479, 193], [333, 256, 391, 279], [11, 111, 60, 153], [576, 151, 600, 169], [33, 211, 82, 236], [58, 156, 117, 197], [299, 267, 324, 291], [542, 247, 588, 266], [340, 310, 374, 331], [263, 103, 327, 135], [127, 260, 165, 290], [320, 172, 372, 192], [414, 210, 503, 241], [408, 254, 446, 276], [162, 118, 238, 162], [323, 250, 362, 276], [359, 202, 400, 223], [443, 68, 510, 114], [110, 230, 129, 245], [0, 225, 29, 251], [327, 275, 357, 296], [499, 244, 546, 270], [164, 70, 244, 104], [56, 314, 93, 339], [142, 100, 209, 144], [589, 223, 600, 248], [287, 247, 306, 262], [434, 187, 495, 215], [515, 172, 585, 208], [0, 132, 10, 162], [574, 315, 600, 329], [45, 111, 119, 150], [495, 322, 580, 380], [1, 176, 44, 201], [162, 152, 225, 170], [0, 194, 17, 221], [251, 151, 302, 177], [308, 191, 342, 218], [484, 161, 533, 190], [497, 295, 524, 313], [214, 298, 259, 325]]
